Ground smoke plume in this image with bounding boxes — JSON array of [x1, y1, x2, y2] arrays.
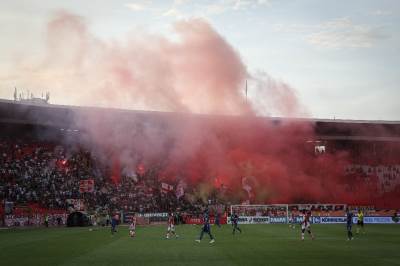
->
[[8, 10, 394, 207]]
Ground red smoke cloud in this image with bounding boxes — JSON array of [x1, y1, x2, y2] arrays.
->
[[11, 11, 397, 207], [14, 10, 305, 117]]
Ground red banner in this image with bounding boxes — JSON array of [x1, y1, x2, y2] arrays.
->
[[185, 215, 227, 225], [161, 182, 174, 193]]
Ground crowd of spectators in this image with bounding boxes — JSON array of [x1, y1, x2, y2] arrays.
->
[[1, 139, 399, 222], [345, 164, 400, 194], [0, 139, 204, 217], [0, 140, 96, 210]]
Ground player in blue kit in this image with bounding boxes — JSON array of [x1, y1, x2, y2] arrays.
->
[[215, 213, 221, 228], [346, 208, 354, 241], [111, 214, 118, 236], [231, 213, 242, 235], [196, 210, 215, 244]]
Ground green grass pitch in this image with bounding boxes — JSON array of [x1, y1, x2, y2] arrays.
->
[[0, 224, 399, 266]]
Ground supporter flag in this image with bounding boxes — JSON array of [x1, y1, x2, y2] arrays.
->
[[161, 182, 174, 194], [240, 161, 256, 200], [176, 180, 185, 199], [66, 199, 84, 211], [242, 176, 254, 199], [79, 179, 95, 193]]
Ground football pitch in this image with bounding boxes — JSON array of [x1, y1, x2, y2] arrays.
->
[[0, 224, 399, 266]]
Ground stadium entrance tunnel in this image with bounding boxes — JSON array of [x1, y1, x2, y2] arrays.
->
[[67, 212, 90, 227]]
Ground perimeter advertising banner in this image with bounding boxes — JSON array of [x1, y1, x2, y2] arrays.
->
[[185, 215, 228, 225], [227, 216, 399, 224], [270, 217, 288, 224], [227, 216, 270, 224], [313, 216, 399, 224], [123, 212, 168, 224]]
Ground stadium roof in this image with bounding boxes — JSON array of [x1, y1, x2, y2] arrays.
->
[[1, 98, 400, 141]]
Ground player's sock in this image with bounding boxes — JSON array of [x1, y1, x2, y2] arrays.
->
[[199, 231, 204, 240], [347, 231, 353, 240], [308, 230, 313, 239], [301, 233, 305, 240]]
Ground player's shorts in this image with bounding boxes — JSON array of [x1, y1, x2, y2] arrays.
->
[[357, 220, 364, 226], [203, 224, 210, 232], [168, 225, 175, 232], [301, 222, 310, 230]]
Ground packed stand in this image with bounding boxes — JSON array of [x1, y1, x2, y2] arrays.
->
[[0, 139, 202, 225]]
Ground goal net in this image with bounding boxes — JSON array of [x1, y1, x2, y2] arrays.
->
[[230, 203, 348, 224], [229, 204, 289, 224]]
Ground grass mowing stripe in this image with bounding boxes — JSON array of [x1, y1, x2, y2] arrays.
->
[[0, 224, 399, 266]]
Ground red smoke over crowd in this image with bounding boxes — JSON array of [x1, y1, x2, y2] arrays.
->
[[10, 11, 399, 206]]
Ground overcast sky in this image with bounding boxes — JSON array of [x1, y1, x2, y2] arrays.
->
[[0, 0, 399, 120]]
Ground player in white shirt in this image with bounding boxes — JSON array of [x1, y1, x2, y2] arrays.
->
[[166, 212, 178, 239], [129, 213, 136, 238], [300, 210, 315, 241]]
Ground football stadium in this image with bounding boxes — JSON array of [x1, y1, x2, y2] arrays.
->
[[1, 99, 399, 265], [1, 1, 400, 266]]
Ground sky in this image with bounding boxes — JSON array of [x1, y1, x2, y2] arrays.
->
[[0, 0, 399, 120]]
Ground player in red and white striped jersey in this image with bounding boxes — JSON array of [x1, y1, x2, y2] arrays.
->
[[166, 212, 179, 239], [300, 210, 315, 241]]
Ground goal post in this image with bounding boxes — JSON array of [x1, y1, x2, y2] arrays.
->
[[229, 204, 289, 224], [229, 203, 348, 224]]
